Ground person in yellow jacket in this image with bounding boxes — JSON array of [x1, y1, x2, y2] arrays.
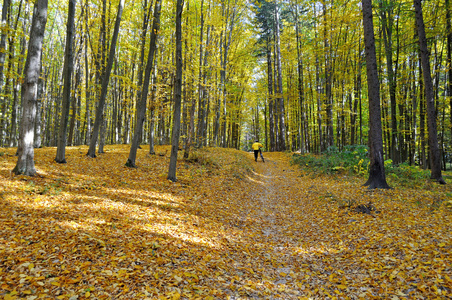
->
[[252, 140, 264, 162]]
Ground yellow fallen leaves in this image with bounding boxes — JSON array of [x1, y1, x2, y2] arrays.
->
[[0, 146, 452, 299]]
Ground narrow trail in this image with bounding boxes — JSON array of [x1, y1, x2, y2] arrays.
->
[[214, 152, 452, 299], [220, 152, 317, 299]]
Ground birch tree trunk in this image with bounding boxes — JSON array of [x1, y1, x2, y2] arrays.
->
[[413, 0, 446, 184], [13, 0, 48, 176], [34, 71, 44, 148], [87, 0, 124, 158]]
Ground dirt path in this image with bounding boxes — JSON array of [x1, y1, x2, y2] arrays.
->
[[220, 152, 314, 299], [215, 151, 452, 299]]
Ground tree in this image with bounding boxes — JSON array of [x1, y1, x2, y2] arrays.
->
[[361, 0, 390, 189], [0, 0, 10, 146], [379, 0, 399, 164], [87, 0, 124, 158], [413, 0, 446, 184], [291, 1, 305, 154], [12, 0, 48, 176], [168, 0, 184, 182], [252, 0, 276, 151], [274, 0, 286, 151], [196, 0, 208, 148], [55, 0, 76, 163], [126, 0, 163, 168], [447, 0, 452, 147]]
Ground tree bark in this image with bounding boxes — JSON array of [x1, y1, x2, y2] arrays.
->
[[274, 0, 286, 151], [126, 0, 162, 167], [380, 0, 399, 164], [361, 0, 391, 189], [323, 1, 333, 149], [413, 0, 446, 183], [293, 3, 305, 153], [168, 0, 184, 182], [87, 0, 124, 158], [196, 0, 206, 147], [13, 0, 48, 176], [446, 0, 452, 152], [34, 70, 44, 148], [55, 0, 76, 163], [68, 65, 81, 146], [0, 0, 10, 146], [267, 37, 275, 151]]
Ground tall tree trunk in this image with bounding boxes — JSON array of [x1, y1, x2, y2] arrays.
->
[[413, 0, 446, 184], [34, 70, 44, 148], [419, 59, 427, 168], [0, 0, 10, 146], [380, 0, 399, 164], [293, 3, 305, 153], [68, 64, 81, 146], [8, 1, 28, 147], [323, 1, 333, 149], [87, 0, 124, 157], [196, 0, 206, 147], [168, 0, 184, 182], [446, 0, 452, 150], [126, 0, 162, 167], [98, 115, 106, 153], [55, 0, 76, 163], [149, 71, 157, 154], [274, 0, 286, 150], [183, 81, 195, 158], [351, 45, 362, 146], [267, 37, 275, 151], [313, 3, 323, 153], [13, 0, 48, 176], [361, 0, 390, 189]]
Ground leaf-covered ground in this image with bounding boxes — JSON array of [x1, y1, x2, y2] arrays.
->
[[1, 145, 451, 299]]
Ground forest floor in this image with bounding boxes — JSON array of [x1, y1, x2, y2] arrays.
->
[[1, 145, 452, 299]]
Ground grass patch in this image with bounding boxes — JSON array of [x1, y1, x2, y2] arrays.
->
[[291, 145, 369, 176], [291, 145, 452, 189]]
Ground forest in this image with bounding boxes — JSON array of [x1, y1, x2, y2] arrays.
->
[[1, 0, 452, 298], [0, 0, 451, 179]]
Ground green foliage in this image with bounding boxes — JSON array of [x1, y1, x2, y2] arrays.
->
[[385, 162, 431, 186], [291, 145, 369, 176], [292, 146, 444, 188]]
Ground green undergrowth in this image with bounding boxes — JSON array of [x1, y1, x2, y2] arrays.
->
[[291, 145, 369, 177], [186, 147, 253, 179], [291, 145, 452, 188]]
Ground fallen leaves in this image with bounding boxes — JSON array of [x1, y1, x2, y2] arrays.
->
[[0, 145, 451, 298]]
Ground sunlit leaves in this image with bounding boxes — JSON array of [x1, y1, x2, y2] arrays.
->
[[1, 146, 451, 298]]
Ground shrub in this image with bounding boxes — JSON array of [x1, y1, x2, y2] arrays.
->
[[291, 145, 370, 176]]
